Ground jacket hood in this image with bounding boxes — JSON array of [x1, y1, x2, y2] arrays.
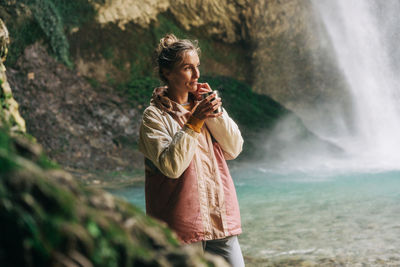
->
[[150, 86, 194, 118]]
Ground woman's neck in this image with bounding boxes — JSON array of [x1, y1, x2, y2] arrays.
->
[[167, 87, 189, 104]]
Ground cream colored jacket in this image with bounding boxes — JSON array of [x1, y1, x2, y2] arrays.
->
[[139, 105, 243, 178], [138, 87, 243, 243]]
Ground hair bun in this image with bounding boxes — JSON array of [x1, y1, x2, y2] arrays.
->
[[159, 34, 178, 50]]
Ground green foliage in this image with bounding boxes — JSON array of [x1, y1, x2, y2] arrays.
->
[[49, 0, 99, 31], [25, 0, 72, 67], [101, 46, 114, 60], [0, 88, 11, 128], [0, 90, 12, 110], [86, 77, 100, 88], [87, 220, 101, 238], [6, 18, 45, 66], [0, 128, 17, 173], [6, 0, 101, 67], [152, 14, 189, 41], [37, 153, 59, 169], [117, 76, 160, 111]]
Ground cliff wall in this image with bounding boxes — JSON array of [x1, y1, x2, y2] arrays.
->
[[93, 0, 347, 122], [0, 19, 26, 134]]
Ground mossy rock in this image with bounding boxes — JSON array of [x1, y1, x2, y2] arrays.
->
[[0, 127, 228, 266]]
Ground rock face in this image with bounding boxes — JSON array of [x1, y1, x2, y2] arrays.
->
[[95, 0, 170, 29], [95, 0, 246, 43], [94, 0, 347, 121], [8, 43, 143, 172], [0, 19, 26, 134], [243, 0, 349, 126]]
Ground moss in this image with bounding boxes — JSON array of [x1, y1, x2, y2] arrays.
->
[[152, 13, 190, 41], [92, 238, 118, 267], [37, 154, 59, 170], [87, 220, 101, 238], [85, 77, 100, 88], [24, 0, 72, 67], [105, 73, 117, 86], [0, 128, 17, 173], [0, 125, 213, 266], [101, 46, 114, 60], [6, 17, 45, 66], [1, 166, 80, 265], [33, 179, 77, 220], [49, 0, 99, 31], [0, 90, 11, 110], [5, 0, 101, 67], [162, 227, 180, 247], [117, 76, 160, 111]]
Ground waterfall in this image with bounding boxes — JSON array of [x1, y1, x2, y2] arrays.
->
[[310, 0, 400, 170]]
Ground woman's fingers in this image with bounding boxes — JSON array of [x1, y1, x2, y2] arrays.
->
[[201, 82, 212, 91], [197, 82, 212, 91], [194, 83, 212, 100], [192, 94, 222, 119], [207, 111, 223, 118], [205, 93, 216, 101], [197, 87, 211, 94], [210, 97, 221, 106]]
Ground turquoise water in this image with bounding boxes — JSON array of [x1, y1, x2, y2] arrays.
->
[[110, 168, 400, 265]]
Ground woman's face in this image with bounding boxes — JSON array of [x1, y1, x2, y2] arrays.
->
[[164, 50, 200, 94]]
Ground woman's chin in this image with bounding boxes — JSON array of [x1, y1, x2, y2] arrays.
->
[[187, 85, 197, 92]]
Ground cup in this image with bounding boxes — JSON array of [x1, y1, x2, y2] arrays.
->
[[202, 90, 222, 114]]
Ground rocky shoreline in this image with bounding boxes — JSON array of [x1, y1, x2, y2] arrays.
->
[[66, 167, 145, 190]]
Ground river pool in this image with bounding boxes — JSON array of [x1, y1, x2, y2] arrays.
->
[[110, 167, 400, 266]]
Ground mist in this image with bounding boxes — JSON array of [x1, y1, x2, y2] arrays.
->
[[252, 0, 400, 174]]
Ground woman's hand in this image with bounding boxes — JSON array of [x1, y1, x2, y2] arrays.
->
[[192, 91, 223, 120], [193, 82, 212, 100]]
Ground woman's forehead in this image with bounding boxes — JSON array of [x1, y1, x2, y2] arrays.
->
[[180, 50, 199, 65]]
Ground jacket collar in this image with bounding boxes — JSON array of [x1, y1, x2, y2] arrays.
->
[[150, 86, 194, 119]]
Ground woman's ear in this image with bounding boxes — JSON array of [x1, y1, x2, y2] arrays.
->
[[162, 68, 171, 81]]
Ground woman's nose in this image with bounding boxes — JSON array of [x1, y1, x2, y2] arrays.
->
[[193, 67, 200, 79]]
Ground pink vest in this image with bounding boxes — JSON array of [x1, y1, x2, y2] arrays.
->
[[145, 117, 242, 244]]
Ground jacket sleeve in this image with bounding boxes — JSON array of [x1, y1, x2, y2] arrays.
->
[[138, 107, 199, 178], [205, 108, 244, 160]]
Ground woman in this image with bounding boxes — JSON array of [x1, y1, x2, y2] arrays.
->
[[139, 34, 245, 266]]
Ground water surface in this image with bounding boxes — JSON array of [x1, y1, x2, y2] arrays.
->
[[110, 167, 400, 265]]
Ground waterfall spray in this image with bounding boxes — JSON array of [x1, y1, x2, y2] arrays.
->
[[262, 0, 400, 172]]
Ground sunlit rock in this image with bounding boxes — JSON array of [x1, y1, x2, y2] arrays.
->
[[0, 19, 26, 133]]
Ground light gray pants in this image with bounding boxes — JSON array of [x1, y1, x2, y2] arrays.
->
[[201, 236, 245, 267]]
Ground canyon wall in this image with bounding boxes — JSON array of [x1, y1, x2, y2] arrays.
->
[[93, 0, 347, 120]]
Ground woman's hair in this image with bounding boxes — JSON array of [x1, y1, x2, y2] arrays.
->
[[155, 33, 200, 83]]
